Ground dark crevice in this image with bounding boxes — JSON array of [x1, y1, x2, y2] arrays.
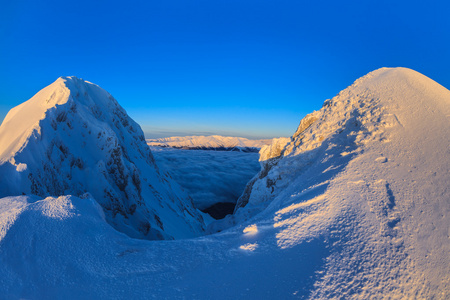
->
[[201, 202, 236, 219]]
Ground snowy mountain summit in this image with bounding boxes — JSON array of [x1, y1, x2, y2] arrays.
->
[[223, 67, 449, 297], [0, 68, 449, 298], [0, 76, 204, 240]]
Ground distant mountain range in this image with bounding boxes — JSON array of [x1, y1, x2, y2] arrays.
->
[[147, 135, 273, 152]]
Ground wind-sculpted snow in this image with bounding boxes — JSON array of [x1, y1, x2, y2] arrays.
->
[[0, 68, 449, 298], [0, 77, 204, 240], [228, 67, 450, 297]]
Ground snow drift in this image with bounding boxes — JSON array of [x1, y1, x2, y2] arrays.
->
[[0, 77, 204, 240], [0, 68, 449, 298]]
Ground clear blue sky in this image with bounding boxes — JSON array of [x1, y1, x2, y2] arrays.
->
[[1, 0, 449, 139]]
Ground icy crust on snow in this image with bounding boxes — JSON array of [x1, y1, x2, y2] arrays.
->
[[147, 135, 272, 152], [0, 68, 449, 298], [0, 77, 204, 240]]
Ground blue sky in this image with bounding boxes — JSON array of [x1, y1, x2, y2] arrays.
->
[[1, 0, 449, 139]]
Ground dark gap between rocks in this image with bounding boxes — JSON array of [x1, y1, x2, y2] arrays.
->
[[201, 202, 236, 220]]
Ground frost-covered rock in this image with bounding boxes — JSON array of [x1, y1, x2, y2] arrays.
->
[[0, 77, 204, 240], [259, 137, 291, 162]]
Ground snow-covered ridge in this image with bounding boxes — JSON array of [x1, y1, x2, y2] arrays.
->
[[147, 135, 272, 152], [225, 67, 449, 296], [0, 68, 448, 298], [0, 76, 205, 240], [237, 67, 450, 212]]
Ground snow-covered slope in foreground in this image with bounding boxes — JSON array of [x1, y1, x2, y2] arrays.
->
[[147, 135, 272, 152], [0, 77, 204, 240], [0, 68, 449, 298]]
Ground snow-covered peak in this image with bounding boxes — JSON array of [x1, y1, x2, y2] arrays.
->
[[0, 77, 205, 240], [147, 135, 273, 151], [206, 67, 450, 297], [257, 67, 449, 164], [0, 76, 119, 162], [232, 66, 449, 224]]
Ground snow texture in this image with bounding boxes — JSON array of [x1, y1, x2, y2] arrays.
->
[[150, 146, 261, 210], [0, 68, 449, 299], [0, 77, 205, 240]]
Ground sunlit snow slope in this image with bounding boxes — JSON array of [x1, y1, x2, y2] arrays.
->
[[228, 67, 450, 297], [0, 68, 448, 299], [0, 77, 204, 240]]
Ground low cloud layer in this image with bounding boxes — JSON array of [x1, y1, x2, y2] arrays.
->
[[150, 147, 261, 210]]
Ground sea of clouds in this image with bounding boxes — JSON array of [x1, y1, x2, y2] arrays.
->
[[149, 147, 261, 210]]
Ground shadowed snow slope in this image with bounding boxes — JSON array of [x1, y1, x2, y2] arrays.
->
[[0, 77, 204, 240], [0, 68, 449, 299]]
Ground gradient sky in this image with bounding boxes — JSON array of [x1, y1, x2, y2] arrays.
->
[[1, 0, 449, 139]]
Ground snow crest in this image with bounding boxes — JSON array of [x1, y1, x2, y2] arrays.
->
[[0, 77, 205, 240]]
